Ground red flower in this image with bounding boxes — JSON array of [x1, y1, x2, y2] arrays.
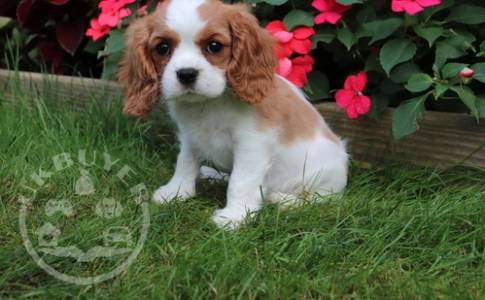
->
[[98, 0, 135, 27], [276, 55, 315, 88], [86, 18, 111, 41], [86, 0, 138, 41], [335, 71, 371, 119], [311, 0, 351, 25], [391, 0, 442, 15], [266, 20, 315, 59]]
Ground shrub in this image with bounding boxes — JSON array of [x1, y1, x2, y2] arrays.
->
[[5, 0, 485, 139], [0, 0, 99, 74]]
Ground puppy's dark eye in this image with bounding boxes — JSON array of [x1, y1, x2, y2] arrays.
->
[[156, 42, 171, 56], [206, 41, 223, 54]]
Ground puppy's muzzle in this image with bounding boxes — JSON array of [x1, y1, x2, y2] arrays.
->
[[176, 68, 199, 86]]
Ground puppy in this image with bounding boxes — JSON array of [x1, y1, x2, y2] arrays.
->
[[118, 0, 348, 228]]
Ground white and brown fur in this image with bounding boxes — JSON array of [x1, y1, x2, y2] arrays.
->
[[118, 0, 348, 228]]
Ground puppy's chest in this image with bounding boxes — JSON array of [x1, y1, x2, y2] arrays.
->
[[172, 101, 247, 170], [187, 118, 234, 169]]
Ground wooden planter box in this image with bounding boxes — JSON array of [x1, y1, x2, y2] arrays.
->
[[1, 69, 484, 168]]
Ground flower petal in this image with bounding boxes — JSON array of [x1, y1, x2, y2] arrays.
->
[[266, 20, 286, 34], [292, 55, 315, 72], [273, 31, 294, 43], [335, 89, 354, 108], [314, 13, 328, 25], [119, 8, 131, 18], [391, 0, 405, 12], [354, 95, 371, 114], [290, 39, 313, 55], [274, 43, 293, 59], [311, 0, 332, 12], [416, 0, 441, 8], [403, 2, 424, 15], [276, 58, 292, 77], [322, 11, 343, 24], [285, 68, 307, 87], [346, 105, 360, 119], [354, 71, 368, 91], [292, 26, 315, 39], [335, 4, 351, 14], [98, 13, 119, 27], [344, 71, 367, 91]]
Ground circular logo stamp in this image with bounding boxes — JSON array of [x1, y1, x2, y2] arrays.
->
[[18, 150, 150, 285]]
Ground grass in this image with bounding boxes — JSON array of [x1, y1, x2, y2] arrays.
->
[[0, 76, 484, 299]]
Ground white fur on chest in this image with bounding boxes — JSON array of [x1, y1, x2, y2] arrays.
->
[[167, 94, 254, 170]]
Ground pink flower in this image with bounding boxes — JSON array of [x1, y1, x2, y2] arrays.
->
[[459, 67, 475, 79], [335, 71, 371, 119], [311, 0, 351, 25], [98, 0, 135, 27], [276, 55, 315, 88], [86, 18, 111, 41], [391, 0, 442, 15], [266, 21, 315, 59], [86, 0, 137, 41]]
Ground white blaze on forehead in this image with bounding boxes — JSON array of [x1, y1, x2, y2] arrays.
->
[[165, 0, 206, 39]]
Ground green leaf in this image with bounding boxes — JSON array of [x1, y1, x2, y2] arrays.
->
[[478, 41, 485, 57], [380, 39, 417, 75], [259, 0, 288, 5], [445, 29, 476, 50], [446, 5, 485, 24], [283, 9, 314, 30], [405, 73, 433, 93], [336, 0, 362, 4], [304, 71, 330, 101], [365, 53, 383, 73], [434, 84, 449, 100], [0, 17, 11, 29], [311, 29, 335, 48], [477, 95, 485, 118], [450, 86, 478, 118], [368, 94, 389, 120], [390, 62, 421, 83], [421, 0, 454, 20], [361, 18, 403, 44], [336, 27, 354, 50], [434, 41, 464, 70], [441, 63, 466, 79], [101, 51, 122, 80], [105, 30, 124, 54], [392, 94, 427, 139], [471, 63, 485, 83], [380, 79, 404, 95], [413, 25, 443, 48]]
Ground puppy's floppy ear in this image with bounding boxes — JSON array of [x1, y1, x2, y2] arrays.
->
[[227, 5, 277, 104], [118, 16, 159, 116]]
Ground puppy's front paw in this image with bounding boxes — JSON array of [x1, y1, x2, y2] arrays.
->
[[212, 207, 251, 230], [152, 183, 195, 204]]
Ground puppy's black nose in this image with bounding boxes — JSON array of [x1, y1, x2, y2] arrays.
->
[[176, 68, 198, 85]]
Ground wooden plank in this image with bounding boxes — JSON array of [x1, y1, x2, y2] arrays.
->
[[1, 69, 484, 167], [317, 103, 485, 168], [0, 69, 122, 111]]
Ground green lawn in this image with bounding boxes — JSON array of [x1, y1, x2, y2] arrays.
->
[[0, 82, 484, 299]]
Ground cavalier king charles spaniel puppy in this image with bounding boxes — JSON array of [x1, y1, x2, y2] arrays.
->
[[118, 0, 348, 229]]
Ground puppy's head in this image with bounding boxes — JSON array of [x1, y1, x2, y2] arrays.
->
[[118, 0, 276, 116]]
